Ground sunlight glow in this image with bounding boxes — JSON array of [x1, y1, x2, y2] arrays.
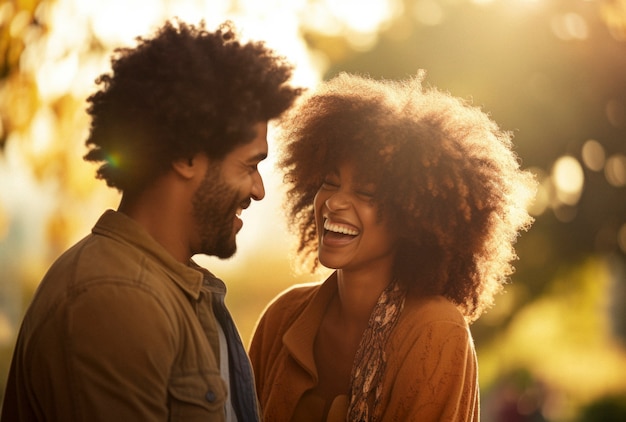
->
[[87, 0, 164, 46], [551, 13, 589, 41], [413, 0, 444, 26], [300, 0, 400, 50], [600, 0, 626, 41], [29, 107, 56, 155], [325, 0, 396, 33], [164, 0, 231, 26], [34, 52, 79, 101], [552, 155, 584, 206]]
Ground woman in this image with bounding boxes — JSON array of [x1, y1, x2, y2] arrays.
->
[[249, 72, 536, 421]]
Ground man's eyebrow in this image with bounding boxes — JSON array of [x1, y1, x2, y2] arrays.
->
[[247, 152, 268, 163]]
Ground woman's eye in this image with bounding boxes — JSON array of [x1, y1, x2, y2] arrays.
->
[[321, 180, 339, 189], [356, 183, 376, 199]]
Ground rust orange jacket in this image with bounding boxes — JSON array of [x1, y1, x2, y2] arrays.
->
[[249, 273, 480, 421]]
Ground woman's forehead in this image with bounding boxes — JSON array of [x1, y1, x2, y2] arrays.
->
[[322, 160, 380, 185]]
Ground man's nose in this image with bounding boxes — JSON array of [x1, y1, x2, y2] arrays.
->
[[251, 171, 265, 201]]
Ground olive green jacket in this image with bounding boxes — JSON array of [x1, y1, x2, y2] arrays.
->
[[2, 210, 229, 421], [250, 273, 480, 421]]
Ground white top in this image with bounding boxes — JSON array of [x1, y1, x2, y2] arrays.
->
[[217, 323, 238, 422]]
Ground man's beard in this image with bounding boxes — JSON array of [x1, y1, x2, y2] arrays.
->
[[192, 166, 243, 259]]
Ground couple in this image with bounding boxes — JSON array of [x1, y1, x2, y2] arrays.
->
[[1, 19, 535, 422]]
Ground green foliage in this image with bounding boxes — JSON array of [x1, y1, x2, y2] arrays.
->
[[577, 393, 626, 422]]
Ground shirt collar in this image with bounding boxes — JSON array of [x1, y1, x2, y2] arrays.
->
[[92, 209, 204, 299]]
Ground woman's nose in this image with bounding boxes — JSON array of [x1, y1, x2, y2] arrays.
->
[[325, 190, 350, 211]]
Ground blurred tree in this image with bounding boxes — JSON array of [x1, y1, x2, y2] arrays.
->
[[577, 392, 626, 422], [0, 0, 46, 150]]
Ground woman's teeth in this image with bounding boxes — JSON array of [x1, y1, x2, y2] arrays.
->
[[324, 219, 359, 236]]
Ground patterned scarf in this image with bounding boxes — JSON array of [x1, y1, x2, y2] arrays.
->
[[347, 280, 406, 421]]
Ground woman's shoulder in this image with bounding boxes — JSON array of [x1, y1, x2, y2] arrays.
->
[[390, 295, 474, 356], [401, 294, 469, 328], [271, 281, 323, 305]]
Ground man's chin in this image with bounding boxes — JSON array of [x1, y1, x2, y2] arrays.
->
[[214, 250, 236, 260], [211, 241, 237, 259]]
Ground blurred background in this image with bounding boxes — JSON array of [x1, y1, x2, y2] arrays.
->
[[1, 0, 625, 420]]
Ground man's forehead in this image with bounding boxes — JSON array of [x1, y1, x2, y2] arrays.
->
[[230, 136, 268, 163]]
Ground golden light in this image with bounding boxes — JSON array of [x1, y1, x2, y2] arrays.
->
[[28, 107, 56, 155], [298, 0, 400, 51], [324, 0, 396, 33], [551, 155, 584, 206], [86, 0, 166, 45], [551, 12, 589, 41], [413, 0, 444, 26]]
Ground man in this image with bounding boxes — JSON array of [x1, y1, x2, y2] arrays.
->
[[1, 19, 301, 421]]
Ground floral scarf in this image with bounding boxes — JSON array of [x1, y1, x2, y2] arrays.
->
[[347, 280, 407, 421]]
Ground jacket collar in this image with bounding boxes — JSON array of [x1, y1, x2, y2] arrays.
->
[[92, 209, 204, 299], [283, 272, 339, 381]]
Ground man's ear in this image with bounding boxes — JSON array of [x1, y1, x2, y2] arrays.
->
[[172, 155, 199, 180]]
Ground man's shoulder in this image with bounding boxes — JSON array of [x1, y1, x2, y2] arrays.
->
[[48, 231, 146, 280]]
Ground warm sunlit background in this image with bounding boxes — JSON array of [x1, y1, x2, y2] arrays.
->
[[1, 0, 626, 420]]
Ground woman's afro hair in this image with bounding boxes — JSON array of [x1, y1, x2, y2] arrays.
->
[[278, 72, 536, 322], [84, 19, 302, 193]]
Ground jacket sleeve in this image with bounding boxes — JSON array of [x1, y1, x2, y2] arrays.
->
[[382, 320, 480, 422]]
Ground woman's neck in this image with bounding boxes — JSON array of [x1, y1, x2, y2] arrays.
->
[[334, 267, 394, 326]]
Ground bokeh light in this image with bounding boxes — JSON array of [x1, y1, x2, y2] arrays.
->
[[605, 153, 626, 187], [581, 139, 606, 172], [551, 155, 584, 206]]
